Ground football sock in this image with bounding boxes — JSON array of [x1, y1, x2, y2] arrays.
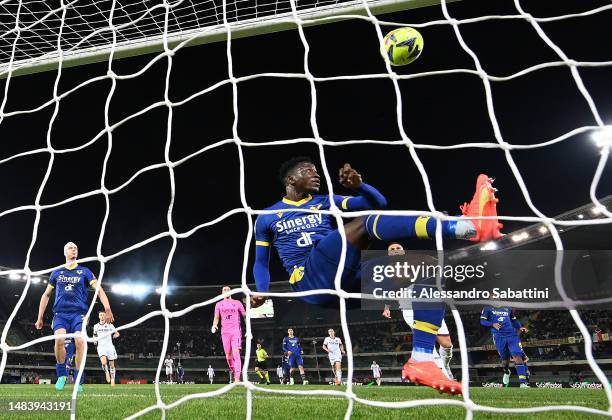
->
[[365, 215, 476, 241], [516, 364, 528, 384]]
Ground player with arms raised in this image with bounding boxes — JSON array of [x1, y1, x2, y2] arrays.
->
[[35, 242, 114, 392], [252, 158, 502, 395], [322, 328, 345, 385], [480, 306, 530, 388], [211, 286, 246, 384], [283, 328, 308, 385], [93, 310, 120, 386]]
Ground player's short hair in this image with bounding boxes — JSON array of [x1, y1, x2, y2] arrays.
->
[[278, 156, 313, 186], [99, 311, 105, 315], [64, 241, 77, 255]]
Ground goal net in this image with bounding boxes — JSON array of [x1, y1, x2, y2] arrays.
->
[[1, 0, 611, 418]]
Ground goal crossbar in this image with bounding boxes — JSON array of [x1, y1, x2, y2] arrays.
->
[[0, 0, 452, 79]]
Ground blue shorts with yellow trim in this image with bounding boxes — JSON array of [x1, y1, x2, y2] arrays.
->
[[493, 334, 523, 360], [291, 230, 361, 305], [52, 312, 85, 333]]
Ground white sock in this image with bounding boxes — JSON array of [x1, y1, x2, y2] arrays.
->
[[455, 220, 476, 239], [439, 345, 453, 368], [336, 370, 342, 381], [411, 349, 435, 362]]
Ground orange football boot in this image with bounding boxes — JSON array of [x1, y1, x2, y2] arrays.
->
[[402, 359, 463, 396], [460, 174, 503, 242]]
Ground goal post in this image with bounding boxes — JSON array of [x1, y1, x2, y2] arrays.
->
[[0, 0, 454, 79]]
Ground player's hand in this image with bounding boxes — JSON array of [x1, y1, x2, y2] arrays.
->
[[338, 163, 363, 189], [492, 323, 501, 330], [523, 355, 529, 363], [211, 325, 218, 334], [287, 351, 292, 356], [250, 295, 266, 309], [105, 307, 114, 323], [519, 327, 528, 333], [35, 319, 43, 330], [382, 305, 391, 319], [113, 333, 119, 338]]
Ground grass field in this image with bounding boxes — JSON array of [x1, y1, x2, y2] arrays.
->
[[0, 384, 609, 419]]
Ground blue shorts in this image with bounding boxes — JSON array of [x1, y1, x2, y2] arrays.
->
[[292, 230, 361, 305], [493, 334, 523, 360], [283, 363, 290, 375], [287, 353, 304, 368], [52, 312, 85, 334]]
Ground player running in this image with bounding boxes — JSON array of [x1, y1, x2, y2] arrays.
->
[[371, 361, 382, 386], [93, 310, 120, 386], [164, 356, 174, 383], [207, 365, 215, 384], [255, 343, 272, 385], [252, 158, 502, 395], [211, 286, 246, 384], [283, 328, 308, 385], [480, 306, 530, 388], [35, 242, 114, 393], [382, 242, 455, 380], [322, 328, 345, 385]]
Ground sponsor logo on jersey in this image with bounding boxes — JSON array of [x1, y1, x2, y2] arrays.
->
[[275, 214, 323, 233], [57, 275, 81, 283]]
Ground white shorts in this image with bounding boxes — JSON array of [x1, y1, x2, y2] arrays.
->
[[402, 310, 449, 335], [166, 367, 173, 375], [373, 372, 381, 378], [97, 345, 117, 361], [328, 353, 342, 364]]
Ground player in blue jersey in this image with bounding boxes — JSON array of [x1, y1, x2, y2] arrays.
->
[[252, 157, 503, 395], [281, 353, 291, 385], [35, 242, 115, 393], [480, 306, 530, 388], [282, 328, 308, 385], [64, 337, 76, 383]]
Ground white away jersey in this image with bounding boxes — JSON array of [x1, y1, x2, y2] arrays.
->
[[93, 322, 116, 347], [323, 336, 343, 356], [165, 358, 174, 368], [371, 363, 381, 377], [207, 367, 215, 377]]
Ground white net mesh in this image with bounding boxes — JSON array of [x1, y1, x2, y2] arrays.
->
[[0, 0, 612, 418]]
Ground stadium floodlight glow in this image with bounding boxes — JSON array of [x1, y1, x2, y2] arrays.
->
[[539, 226, 548, 234], [132, 284, 150, 298], [9, 273, 21, 280], [111, 283, 132, 295], [480, 241, 497, 251], [591, 205, 606, 215], [577, 214, 584, 219], [155, 287, 163, 295], [511, 232, 529, 242], [591, 125, 612, 148], [31, 277, 41, 284]]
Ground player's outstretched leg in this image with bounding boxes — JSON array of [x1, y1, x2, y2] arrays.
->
[[402, 295, 462, 396], [232, 348, 242, 383], [365, 174, 502, 243]]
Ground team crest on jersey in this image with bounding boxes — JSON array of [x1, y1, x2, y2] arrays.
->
[[277, 212, 284, 218], [309, 204, 322, 211], [77, 270, 83, 275]]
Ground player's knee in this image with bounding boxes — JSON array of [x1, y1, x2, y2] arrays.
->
[[437, 335, 453, 348]]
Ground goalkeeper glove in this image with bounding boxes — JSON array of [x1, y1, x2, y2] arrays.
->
[[211, 325, 218, 333]]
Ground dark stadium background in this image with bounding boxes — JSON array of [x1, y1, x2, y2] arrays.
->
[[0, 0, 611, 385]]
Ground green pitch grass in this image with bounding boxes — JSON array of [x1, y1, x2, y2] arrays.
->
[[0, 384, 608, 419]]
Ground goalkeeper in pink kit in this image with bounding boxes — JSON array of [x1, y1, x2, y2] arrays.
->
[[211, 286, 246, 383]]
